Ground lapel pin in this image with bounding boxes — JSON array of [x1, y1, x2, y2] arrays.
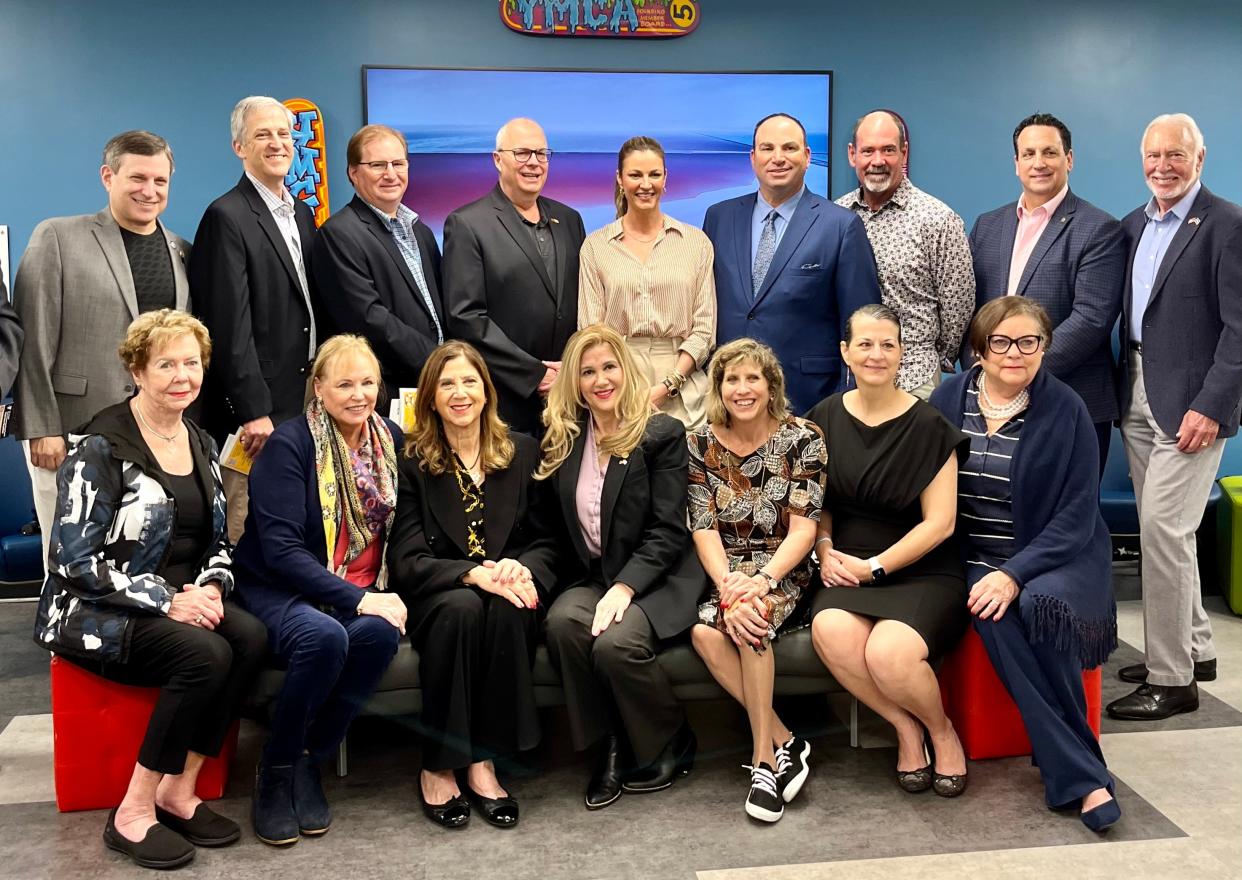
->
[[1188, 217, 1202, 226], [619, 459, 628, 466], [551, 218, 560, 224], [1060, 216, 1068, 223]]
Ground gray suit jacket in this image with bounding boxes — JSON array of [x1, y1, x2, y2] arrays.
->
[[13, 209, 190, 438], [0, 276, 21, 399]]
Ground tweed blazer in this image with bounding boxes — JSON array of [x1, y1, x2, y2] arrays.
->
[[12, 209, 190, 439]]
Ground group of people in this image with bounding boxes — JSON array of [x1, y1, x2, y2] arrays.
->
[[1, 96, 1238, 870]]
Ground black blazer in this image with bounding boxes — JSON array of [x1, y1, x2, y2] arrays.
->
[[311, 195, 445, 393], [0, 276, 21, 399], [190, 175, 319, 441], [1120, 185, 1242, 438], [442, 185, 585, 433], [387, 432, 557, 604], [549, 413, 703, 640]]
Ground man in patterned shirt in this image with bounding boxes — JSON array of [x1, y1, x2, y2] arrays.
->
[[836, 110, 975, 399]]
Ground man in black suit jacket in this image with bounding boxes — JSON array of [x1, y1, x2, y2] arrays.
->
[[1107, 114, 1242, 722], [191, 96, 319, 538], [0, 276, 21, 399], [311, 125, 445, 395], [442, 118, 585, 434]]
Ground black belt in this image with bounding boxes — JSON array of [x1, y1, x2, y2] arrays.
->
[[1129, 341, 1143, 354]]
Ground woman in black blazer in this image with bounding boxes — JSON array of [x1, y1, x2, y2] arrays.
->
[[539, 324, 704, 811], [387, 342, 556, 830]]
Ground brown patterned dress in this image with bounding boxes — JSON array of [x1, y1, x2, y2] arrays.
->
[[688, 417, 827, 651]]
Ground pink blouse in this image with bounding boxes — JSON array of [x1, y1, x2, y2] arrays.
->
[[575, 420, 609, 559]]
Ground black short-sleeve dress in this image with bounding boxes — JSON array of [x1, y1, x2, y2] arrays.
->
[[806, 394, 969, 661]]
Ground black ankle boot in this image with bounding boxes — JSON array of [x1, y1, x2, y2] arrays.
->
[[253, 762, 299, 846], [623, 722, 696, 793], [585, 735, 624, 810], [293, 754, 331, 835]]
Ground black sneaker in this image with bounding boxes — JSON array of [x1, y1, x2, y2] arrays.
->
[[775, 735, 811, 803], [744, 763, 783, 822]]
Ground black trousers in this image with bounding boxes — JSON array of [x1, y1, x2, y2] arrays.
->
[[544, 584, 684, 767], [407, 588, 541, 770], [75, 602, 268, 776]]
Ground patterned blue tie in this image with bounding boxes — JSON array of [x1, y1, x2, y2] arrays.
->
[[752, 210, 778, 298]]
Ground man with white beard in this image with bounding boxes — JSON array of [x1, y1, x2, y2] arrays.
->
[[836, 110, 974, 398]]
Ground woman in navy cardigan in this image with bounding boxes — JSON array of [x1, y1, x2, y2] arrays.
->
[[930, 298, 1119, 832], [234, 335, 407, 847]]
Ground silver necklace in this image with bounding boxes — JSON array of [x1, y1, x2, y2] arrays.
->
[[134, 400, 182, 448], [978, 373, 1029, 420]]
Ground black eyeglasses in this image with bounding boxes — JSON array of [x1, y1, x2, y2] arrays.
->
[[497, 148, 553, 164], [986, 334, 1044, 355]]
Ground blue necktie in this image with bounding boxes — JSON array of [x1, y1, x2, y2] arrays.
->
[[752, 210, 778, 298]]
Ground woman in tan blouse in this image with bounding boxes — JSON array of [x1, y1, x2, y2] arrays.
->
[[578, 136, 716, 429]]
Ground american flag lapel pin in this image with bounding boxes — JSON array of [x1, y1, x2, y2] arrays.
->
[[1188, 217, 1202, 226]]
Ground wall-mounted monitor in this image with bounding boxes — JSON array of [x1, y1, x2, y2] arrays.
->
[[363, 67, 832, 242]]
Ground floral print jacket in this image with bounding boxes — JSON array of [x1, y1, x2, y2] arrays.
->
[[32, 402, 232, 662]]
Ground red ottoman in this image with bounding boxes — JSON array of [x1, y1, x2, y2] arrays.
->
[[939, 627, 1102, 761], [50, 656, 239, 812]]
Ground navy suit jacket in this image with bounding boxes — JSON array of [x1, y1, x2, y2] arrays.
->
[[1120, 185, 1242, 438], [233, 416, 404, 627], [704, 189, 882, 413], [967, 190, 1125, 423]]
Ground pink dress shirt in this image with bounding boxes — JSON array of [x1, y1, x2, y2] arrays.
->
[[1006, 185, 1069, 296], [575, 419, 609, 559]]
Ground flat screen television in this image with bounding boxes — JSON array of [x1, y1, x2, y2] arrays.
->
[[363, 67, 832, 242]]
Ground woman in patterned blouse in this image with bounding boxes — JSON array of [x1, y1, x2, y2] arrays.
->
[[688, 338, 826, 823], [388, 341, 557, 830]]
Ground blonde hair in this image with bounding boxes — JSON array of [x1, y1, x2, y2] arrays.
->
[[118, 309, 211, 373], [704, 338, 790, 428], [312, 334, 382, 388], [536, 325, 651, 480], [405, 341, 514, 475]]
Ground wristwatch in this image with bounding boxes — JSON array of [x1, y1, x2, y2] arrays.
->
[[867, 557, 886, 584], [661, 372, 686, 398], [758, 570, 779, 592]]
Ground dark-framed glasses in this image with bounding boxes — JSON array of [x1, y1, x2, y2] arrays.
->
[[986, 334, 1044, 355], [497, 148, 553, 164], [358, 159, 408, 173]]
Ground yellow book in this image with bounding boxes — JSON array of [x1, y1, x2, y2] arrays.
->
[[219, 429, 254, 475]]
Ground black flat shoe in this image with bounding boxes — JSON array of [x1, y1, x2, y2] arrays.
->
[[896, 733, 932, 794], [1106, 682, 1199, 720], [932, 768, 968, 798], [1118, 658, 1216, 684], [154, 803, 240, 847], [103, 809, 195, 869], [586, 735, 624, 810], [465, 783, 519, 828], [623, 723, 696, 794], [420, 787, 470, 829]]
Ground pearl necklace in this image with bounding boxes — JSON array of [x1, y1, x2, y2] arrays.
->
[[978, 373, 1029, 421]]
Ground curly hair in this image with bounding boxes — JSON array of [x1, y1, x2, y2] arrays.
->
[[703, 338, 790, 428], [118, 309, 211, 373]]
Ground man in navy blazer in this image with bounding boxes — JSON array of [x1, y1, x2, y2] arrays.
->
[[967, 113, 1125, 465], [705, 113, 881, 413], [1107, 114, 1242, 722]]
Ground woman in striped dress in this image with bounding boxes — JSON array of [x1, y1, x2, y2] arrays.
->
[[578, 136, 715, 429], [930, 297, 1119, 832]]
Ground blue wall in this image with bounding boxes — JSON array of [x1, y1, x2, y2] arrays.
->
[[3, 0, 1240, 260]]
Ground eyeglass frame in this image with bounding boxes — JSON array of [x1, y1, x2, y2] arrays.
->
[[985, 334, 1045, 355], [355, 159, 409, 173], [495, 148, 553, 164]]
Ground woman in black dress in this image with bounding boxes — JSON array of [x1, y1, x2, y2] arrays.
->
[[388, 341, 556, 829], [806, 304, 971, 797]]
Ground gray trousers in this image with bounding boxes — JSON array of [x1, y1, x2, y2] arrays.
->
[[544, 584, 684, 767], [1121, 354, 1221, 687]]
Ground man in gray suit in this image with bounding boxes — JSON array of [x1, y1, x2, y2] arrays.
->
[[13, 130, 190, 562], [0, 276, 20, 399]]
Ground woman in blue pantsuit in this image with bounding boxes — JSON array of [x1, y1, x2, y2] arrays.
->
[[931, 298, 1120, 832]]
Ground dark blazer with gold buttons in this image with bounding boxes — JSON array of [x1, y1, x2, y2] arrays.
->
[[387, 431, 558, 605], [548, 412, 705, 640]]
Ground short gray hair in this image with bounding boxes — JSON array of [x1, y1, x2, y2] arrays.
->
[[1142, 113, 1205, 157], [102, 130, 174, 174], [494, 117, 543, 151], [230, 95, 294, 145]]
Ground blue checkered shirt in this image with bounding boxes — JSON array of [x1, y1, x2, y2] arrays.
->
[[366, 201, 443, 343]]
